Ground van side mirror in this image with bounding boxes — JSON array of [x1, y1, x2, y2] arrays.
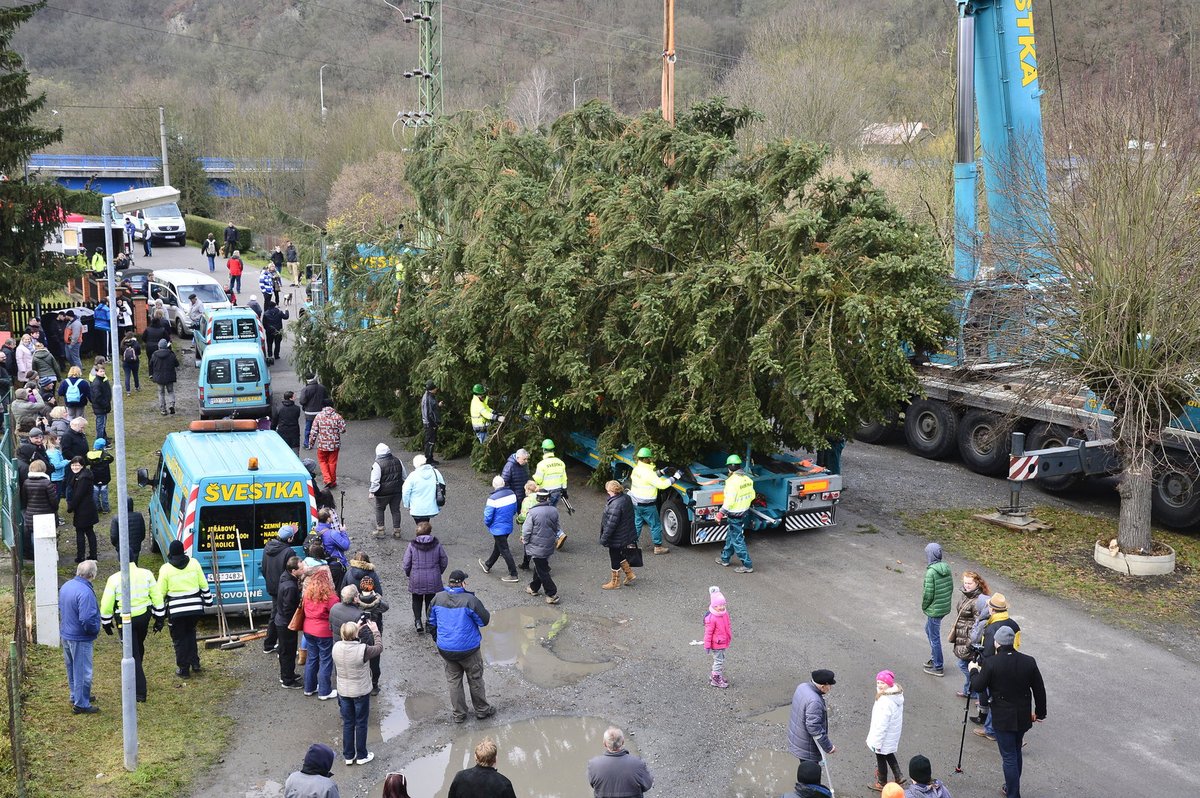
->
[[136, 467, 156, 487]]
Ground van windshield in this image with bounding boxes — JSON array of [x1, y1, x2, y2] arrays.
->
[[143, 203, 183, 219], [180, 284, 228, 304]]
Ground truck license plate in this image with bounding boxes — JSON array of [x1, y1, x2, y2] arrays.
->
[[205, 571, 243, 583], [209, 396, 234, 405]]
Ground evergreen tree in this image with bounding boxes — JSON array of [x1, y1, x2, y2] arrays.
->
[[297, 100, 954, 467], [161, 136, 215, 218], [0, 1, 76, 302]]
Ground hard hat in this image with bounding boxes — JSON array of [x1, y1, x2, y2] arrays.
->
[[541, 438, 555, 450], [726, 454, 743, 466], [472, 383, 486, 395], [636, 447, 653, 459]]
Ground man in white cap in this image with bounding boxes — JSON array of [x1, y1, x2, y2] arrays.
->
[[369, 443, 407, 538]]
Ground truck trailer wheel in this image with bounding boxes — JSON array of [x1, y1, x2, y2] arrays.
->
[[855, 410, 901, 444], [1025, 423, 1081, 492], [1151, 454, 1200, 532], [660, 495, 691, 547], [957, 410, 1011, 475], [904, 399, 958, 459]]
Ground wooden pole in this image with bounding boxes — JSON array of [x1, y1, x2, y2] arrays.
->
[[667, 0, 676, 126]]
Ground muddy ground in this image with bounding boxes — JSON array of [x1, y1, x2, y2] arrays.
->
[[159, 247, 1198, 798]]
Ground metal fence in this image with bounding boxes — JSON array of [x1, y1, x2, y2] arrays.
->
[[2, 397, 29, 796]]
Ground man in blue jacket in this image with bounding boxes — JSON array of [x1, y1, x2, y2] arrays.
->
[[479, 475, 520, 582], [59, 560, 102, 714], [428, 569, 495, 723]]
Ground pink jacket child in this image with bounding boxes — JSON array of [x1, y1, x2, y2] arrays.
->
[[704, 585, 732, 688]]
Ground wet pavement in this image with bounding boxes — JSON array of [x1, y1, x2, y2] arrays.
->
[[165, 240, 1200, 798], [368, 715, 633, 798], [483, 605, 615, 688]]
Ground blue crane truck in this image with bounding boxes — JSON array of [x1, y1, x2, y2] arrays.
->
[[567, 432, 841, 546], [854, 0, 1200, 531]]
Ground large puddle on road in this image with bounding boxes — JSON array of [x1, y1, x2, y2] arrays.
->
[[729, 748, 801, 798], [368, 715, 634, 798], [482, 605, 614, 688], [379, 692, 444, 741]]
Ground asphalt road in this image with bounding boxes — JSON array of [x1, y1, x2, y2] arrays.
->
[[140, 244, 1200, 797]]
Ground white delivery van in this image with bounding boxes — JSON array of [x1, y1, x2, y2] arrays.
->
[[141, 202, 188, 246]]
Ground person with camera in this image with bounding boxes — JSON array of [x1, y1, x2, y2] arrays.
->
[[948, 571, 991, 700], [968, 625, 1046, 798]]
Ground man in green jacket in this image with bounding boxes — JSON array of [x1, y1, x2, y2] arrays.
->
[[921, 541, 953, 677]]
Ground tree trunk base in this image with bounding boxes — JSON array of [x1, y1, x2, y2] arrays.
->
[[1094, 540, 1176, 576]]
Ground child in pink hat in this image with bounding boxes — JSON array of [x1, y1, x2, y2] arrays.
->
[[703, 586, 732, 688], [866, 669, 906, 791]]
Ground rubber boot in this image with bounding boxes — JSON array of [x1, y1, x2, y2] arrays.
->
[[619, 560, 636, 586], [602, 570, 621, 590]]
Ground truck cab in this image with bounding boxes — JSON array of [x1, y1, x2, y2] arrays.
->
[[138, 420, 315, 609], [569, 433, 841, 546]]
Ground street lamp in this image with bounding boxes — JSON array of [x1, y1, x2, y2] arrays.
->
[[319, 64, 329, 121], [102, 185, 180, 772]]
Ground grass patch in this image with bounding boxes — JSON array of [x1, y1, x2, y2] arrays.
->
[[2, 356, 247, 798], [907, 505, 1200, 634]]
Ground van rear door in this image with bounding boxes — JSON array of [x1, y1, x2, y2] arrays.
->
[[194, 483, 309, 607]]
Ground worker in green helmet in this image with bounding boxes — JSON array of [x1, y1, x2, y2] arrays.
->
[[716, 454, 755, 573], [469, 384, 504, 443], [532, 438, 569, 549], [630, 446, 683, 555]]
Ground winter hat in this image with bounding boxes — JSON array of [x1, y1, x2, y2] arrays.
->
[[994, 625, 1016, 646], [925, 541, 943, 564], [796, 760, 823, 785], [301, 743, 336, 777], [94, 439, 107, 449], [811, 669, 836, 686], [277, 524, 297, 541], [168, 540, 185, 557], [989, 593, 1008, 611], [375, 443, 390, 457], [881, 784, 905, 798], [413, 454, 427, 468], [876, 670, 895, 687], [302, 458, 319, 479], [708, 585, 727, 611], [157, 338, 169, 349], [909, 754, 933, 785]]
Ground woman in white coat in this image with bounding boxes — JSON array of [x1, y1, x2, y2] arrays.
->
[[866, 669, 906, 791]]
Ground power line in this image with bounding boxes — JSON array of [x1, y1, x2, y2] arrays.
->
[[38, 3, 410, 79], [463, 0, 744, 64]]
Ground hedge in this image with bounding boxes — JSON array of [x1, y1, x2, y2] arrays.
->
[[186, 215, 251, 253], [61, 189, 103, 216]]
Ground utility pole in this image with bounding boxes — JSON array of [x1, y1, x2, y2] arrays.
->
[[661, 0, 676, 126], [158, 106, 169, 186], [320, 64, 329, 122], [399, 0, 442, 126]]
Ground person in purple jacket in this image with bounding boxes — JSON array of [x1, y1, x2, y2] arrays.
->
[[403, 520, 448, 633], [59, 560, 102, 714]]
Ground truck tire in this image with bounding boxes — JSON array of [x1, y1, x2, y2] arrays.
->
[[1151, 454, 1200, 532], [660, 494, 691, 547], [1024, 423, 1081, 492], [903, 399, 958, 459], [855, 410, 900, 444], [957, 409, 1011, 475]]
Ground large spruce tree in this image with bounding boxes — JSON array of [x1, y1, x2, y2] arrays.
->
[[0, 1, 75, 303], [298, 100, 954, 466]]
